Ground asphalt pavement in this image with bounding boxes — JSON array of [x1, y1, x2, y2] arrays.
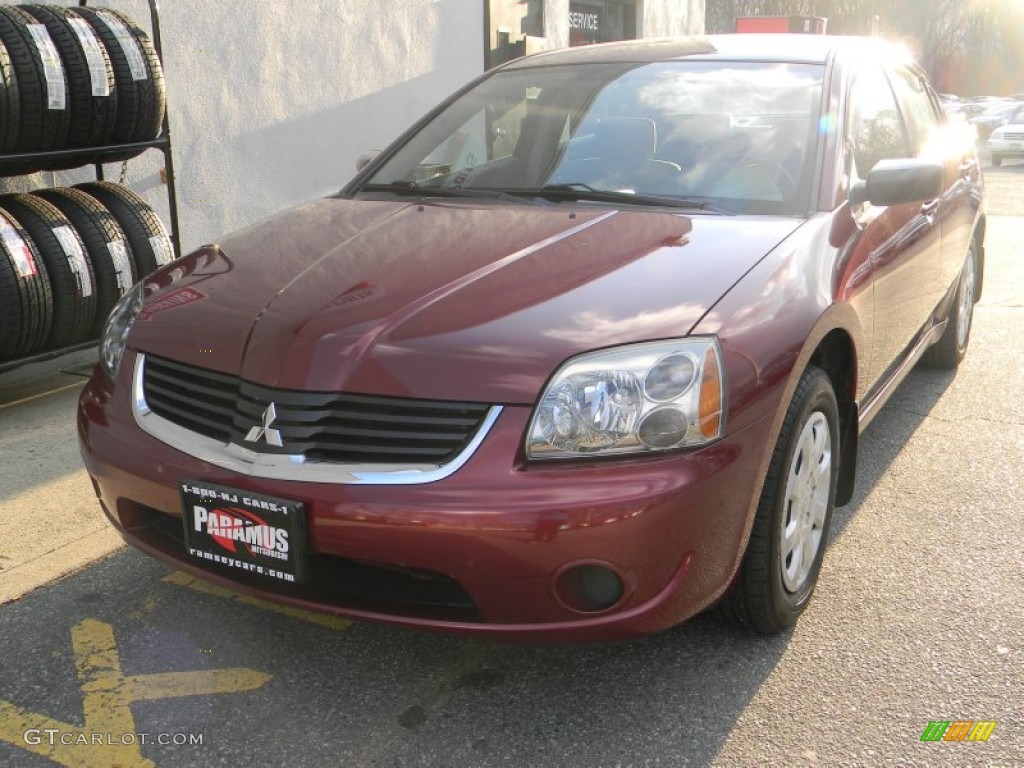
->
[[0, 168, 1021, 768]]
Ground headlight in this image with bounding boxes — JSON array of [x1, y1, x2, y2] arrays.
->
[[100, 281, 145, 379], [526, 338, 725, 459]]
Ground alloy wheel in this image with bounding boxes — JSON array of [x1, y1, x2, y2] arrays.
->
[[780, 411, 832, 593], [957, 251, 976, 351]]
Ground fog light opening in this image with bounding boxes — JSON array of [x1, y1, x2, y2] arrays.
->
[[555, 563, 626, 613]]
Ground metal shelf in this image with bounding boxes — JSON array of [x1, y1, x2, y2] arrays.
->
[[0, 0, 180, 372], [0, 340, 96, 375], [0, 135, 168, 166]]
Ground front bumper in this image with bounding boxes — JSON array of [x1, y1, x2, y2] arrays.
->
[[78, 351, 775, 642]]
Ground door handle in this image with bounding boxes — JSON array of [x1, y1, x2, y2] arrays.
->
[[921, 200, 939, 222]]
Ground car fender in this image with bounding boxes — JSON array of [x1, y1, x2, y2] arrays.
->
[[692, 213, 868, 592]]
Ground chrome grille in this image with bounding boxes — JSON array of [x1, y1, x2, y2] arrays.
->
[[142, 355, 493, 465]]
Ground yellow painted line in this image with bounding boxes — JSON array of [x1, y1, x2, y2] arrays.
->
[[163, 571, 353, 631], [121, 669, 272, 702], [0, 698, 153, 768], [0, 381, 83, 411], [0, 618, 270, 768]]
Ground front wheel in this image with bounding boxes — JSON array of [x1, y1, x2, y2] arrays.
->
[[715, 366, 839, 634]]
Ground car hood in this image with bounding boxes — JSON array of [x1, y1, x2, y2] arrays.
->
[[131, 197, 801, 404]]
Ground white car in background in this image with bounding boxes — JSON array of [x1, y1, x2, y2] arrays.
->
[[986, 104, 1024, 165]]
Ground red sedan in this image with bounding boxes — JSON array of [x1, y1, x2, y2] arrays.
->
[[78, 35, 984, 641]]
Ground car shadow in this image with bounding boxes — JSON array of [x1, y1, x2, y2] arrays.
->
[[358, 364, 960, 766], [3, 548, 790, 767], [0, 365, 957, 768], [397, 365, 959, 767], [830, 363, 956, 542]]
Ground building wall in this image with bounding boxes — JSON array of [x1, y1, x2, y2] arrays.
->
[[546, 0, 572, 49], [2, 0, 484, 255], [637, 0, 706, 37], [486, 0, 705, 67], [2, 0, 705, 258]]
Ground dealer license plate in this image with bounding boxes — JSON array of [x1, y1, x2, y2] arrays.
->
[[181, 481, 306, 584]]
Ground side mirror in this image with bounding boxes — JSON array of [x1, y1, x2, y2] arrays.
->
[[355, 150, 381, 172], [848, 158, 944, 206]]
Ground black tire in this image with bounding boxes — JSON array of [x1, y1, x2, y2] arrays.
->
[[73, 7, 164, 147], [923, 239, 978, 369], [32, 187, 137, 338], [0, 36, 20, 153], [0, 6, 70, 152], [20, 5, 118, 154], [74, 181, 175, 277], [0, 207, 53, 360], [991, 154, 1002, 167], [715, 366, 839, 634], [1, 193, 96, 347]]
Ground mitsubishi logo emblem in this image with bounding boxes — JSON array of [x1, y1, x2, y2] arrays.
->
[[244, 402, 284, 447]]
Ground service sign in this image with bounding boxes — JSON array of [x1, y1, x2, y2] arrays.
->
[[181, 481, 307, 584], [569, 3, 602, 46]]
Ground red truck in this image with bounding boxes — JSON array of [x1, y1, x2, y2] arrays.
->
[[736, 16, 827, 34]]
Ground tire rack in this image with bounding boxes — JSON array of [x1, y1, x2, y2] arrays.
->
[[0, 0, 180, 374]]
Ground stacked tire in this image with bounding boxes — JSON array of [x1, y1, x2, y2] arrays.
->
[[0, 184, 174, 362], [0, 207, 51, 360], [0, 4, 164, 168]]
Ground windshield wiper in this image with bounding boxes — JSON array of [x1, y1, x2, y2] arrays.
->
[[357, 181, 725, 211], [361, 180, 435, 195], [362, 181, 492, 197], [530, 183, 731, 213], [358, 182, 545, 205]]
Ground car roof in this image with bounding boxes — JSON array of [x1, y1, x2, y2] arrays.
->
[[503, 34, 907, 69]]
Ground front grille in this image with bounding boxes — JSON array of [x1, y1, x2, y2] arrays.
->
[[143, 355, 493, 465], [1001, 132, 1024, 141]]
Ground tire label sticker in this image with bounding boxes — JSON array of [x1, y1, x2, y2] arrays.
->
[[67, 16, 111, 97], [0, 216, 38, 279], [26, 25, 67, 110], [107, 240, 133, 295], [53, 225, 94, 298], [149, 233, 174, 267], [96, 11, 148, 81]]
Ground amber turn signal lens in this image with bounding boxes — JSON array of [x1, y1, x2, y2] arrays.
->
[[698, 345, 723, 439]]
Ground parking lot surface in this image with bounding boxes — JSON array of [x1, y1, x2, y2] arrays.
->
[[0, 168, 1021, 767]]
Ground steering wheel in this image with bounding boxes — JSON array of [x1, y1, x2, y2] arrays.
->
[[747, 162, 798, 199]]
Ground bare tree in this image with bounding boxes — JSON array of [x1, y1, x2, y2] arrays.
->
[[705, 0, 1024, 95]]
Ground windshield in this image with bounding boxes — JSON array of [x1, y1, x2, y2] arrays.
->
[[359, 60, 825, 215]]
